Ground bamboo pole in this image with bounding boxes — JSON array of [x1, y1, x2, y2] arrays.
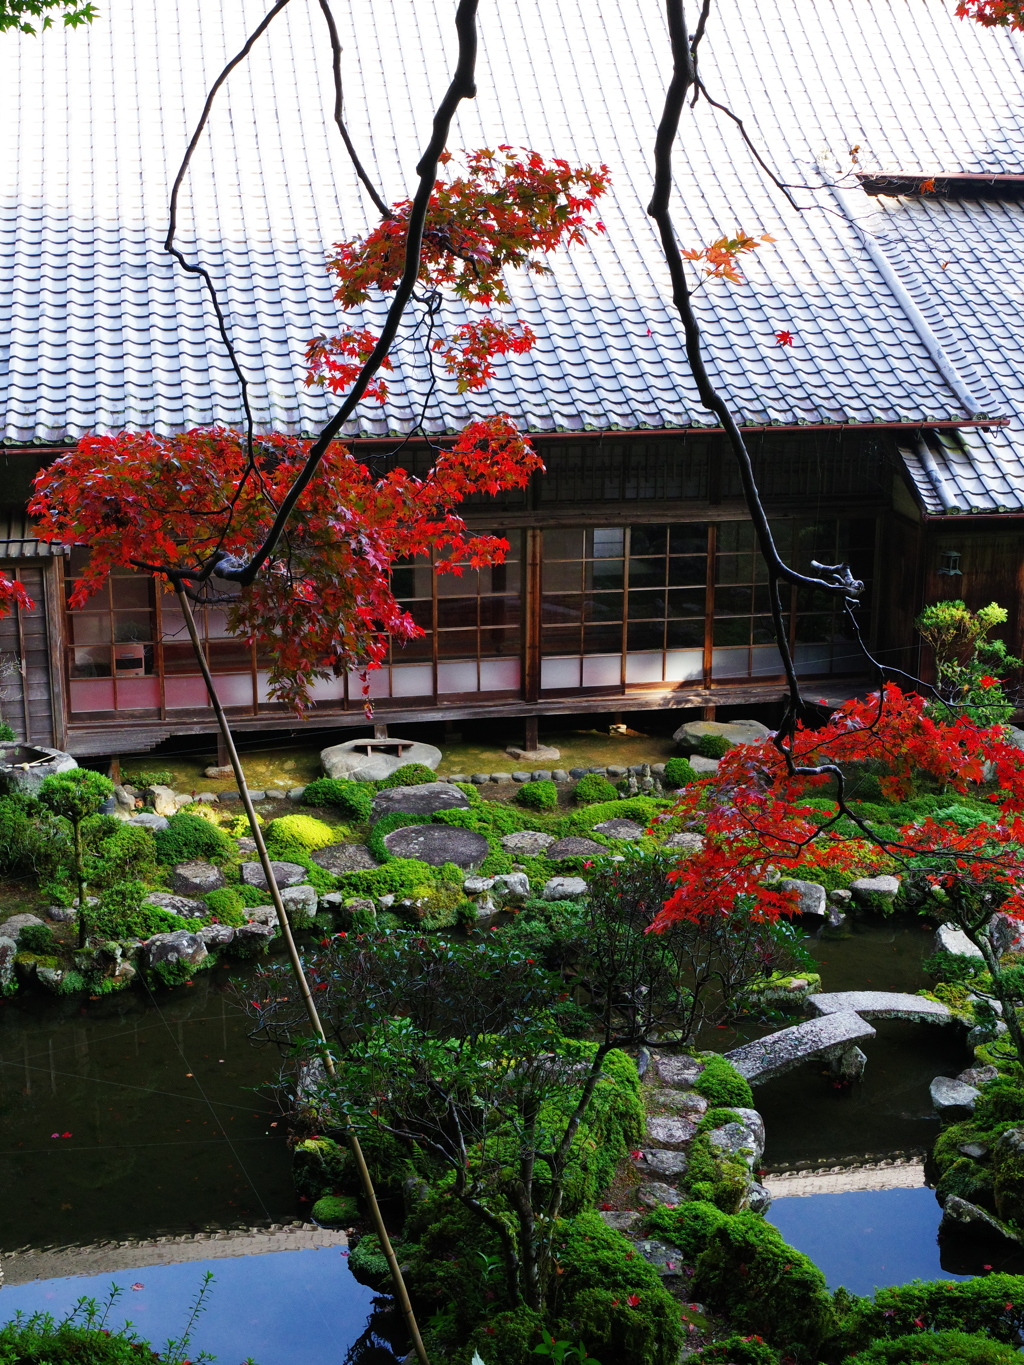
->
[[175, 587, 430, 1365]]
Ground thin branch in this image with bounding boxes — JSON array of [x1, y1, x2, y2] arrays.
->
[[317, 0, 391, 218]]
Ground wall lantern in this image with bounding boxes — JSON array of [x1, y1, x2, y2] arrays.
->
[[938, 549, 962, 577]]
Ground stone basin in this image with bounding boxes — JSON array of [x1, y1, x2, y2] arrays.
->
[[0, 744, 77, 796], [320, 736, 441, 782]]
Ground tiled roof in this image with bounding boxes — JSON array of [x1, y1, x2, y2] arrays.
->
[[0, 510, 65, 558], [0, 0, 1022, 513]]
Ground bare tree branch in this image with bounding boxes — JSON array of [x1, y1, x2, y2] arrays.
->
[[317, 0, 392, 218]]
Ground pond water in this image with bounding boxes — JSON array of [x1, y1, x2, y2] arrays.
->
[[0, 1247, 403, 1365]]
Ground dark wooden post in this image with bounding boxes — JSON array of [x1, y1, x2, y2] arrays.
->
[[524, 715, 539, 751]]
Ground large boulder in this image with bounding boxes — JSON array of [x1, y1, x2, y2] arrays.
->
[[381, 824, 489, 869], [144, 892, 206, 919], [171, 861, 225, 897], [370, 782, 470, 821], [541, 876, 588, 900], [0, 913, 45, 943], [311, 842, 380, 875], [545, 836, 606, 860], [672, 718, 772, 754], [931, 1075, 981, 1120], [935, 923, 983, 959], [777, 878, 827, 918], [241, 860, 307, 889], [145, 784, 179, 818], [281, 884, 318, 919], [850, 875, 901, 909], [143, 931, 208, 970], [501, 830, 556, 857], [320, 736, 441, 782]]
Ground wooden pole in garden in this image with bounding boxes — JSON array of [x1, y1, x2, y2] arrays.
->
[[175, 586, 430, 1365]]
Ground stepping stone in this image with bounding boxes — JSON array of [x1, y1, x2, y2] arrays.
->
[[144, 892, 206, 920], [646, 1115, 697, 1147], [633, 1149, 689, 1178], [545, 836, 606, 859], [506, 745, 561, 762], [312, 842, 380, 875], [726, 1010, 876, 1085], [651, 1053, 703, 1089], [664, 832, 705, 851], [633, 1239, 686, 1278], [381, 825, 490, 869], [650, 1089, 708, 1117], [638, 1182, 684, 1209], [541, 876, 588, 900], [172, 860, 225, 897], [593, 818, 644, 840], [370, 782, 470, 821], [241, 860, 307, 889], [599, 1210, 643, 1234], [808, 991, 953, 1023], [501, 830, 555, 856]]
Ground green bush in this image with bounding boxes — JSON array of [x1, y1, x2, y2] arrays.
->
[[153, 811, 232, 864], [332, 857, 441, 902], [845, 1332, 1020, 1365], [692, 1210, 837, 1358], [293, 1135, 351, 1199], [838, 1275, 1024, 1352], [311, 1193, 359, 1226], [689, 1337, 782, 1365], [203, 886, 248, 925], [572, 773, 619, 804], [0, 1306, 166, 1363], [91, 821, 157, 887], [377, 762, 439, 788], [122, 768, 174, 787], [697, 733, 734, 759], [265, 813, 337, 851], [453, 781, 482, 805], [349, 1232, 398, 1291], [303, 777, 374, 822], [693, 1053, 754, 1109], [557, 797, 667, 839], [664, 756, 698, 788], [18, 922, 57, 954], [0, 793, 36, 872], [92, 882, 192, 940], [517, 779, 559, 811], [645, 1199, 729, 1261]]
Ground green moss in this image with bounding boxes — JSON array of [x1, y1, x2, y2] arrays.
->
[[302, 777, 374, 822], [348, 1233, 396, 1291], [936, 1156, 994, 1208], [292, 1135, 351, 1198], [838, 1274, 1024, 1352], [690, 1337, 782, 1365], [645, 1200, 730, 1260], [202, 886, 247, 925], [556, 797, 667, 839], [693, 1053, 754, 1109], [18, 922, 56, 954], [845, 1333, 1021, 1365], [92, 882, 193, 939], [697, 734, 734, 759], [377, 763, 439, 788], [311, 1194, 359, 1226], [153, 811, 232, 864], [264, 813, 338, 851], [516, 779, 559, 810], [572, 773, 619, 804]]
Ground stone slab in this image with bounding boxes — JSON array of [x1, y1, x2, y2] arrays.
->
[[808, 991, 954, 1023], [651, 1053, 703, 1089], [321, 737, 441, 782], [725, 1010, 876, 1084], [545, 836, 606, 859], [311, 842, 380, 875], [381, 824, 489, 869], [370, 782, 470, 821], [593, 818, 644, 839], [241, 860, 307, 889], [541, 876, 588, 900], [505, 745, 561, 761], [500, 830, 555, 856], [646, 1115, 697, 1147], [633, 1148, 689, 1178]]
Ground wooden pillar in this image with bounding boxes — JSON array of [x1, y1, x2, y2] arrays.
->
[[524, 716, 539, 751], [108, 756, 122, 784], [702, 704, 717, 721], [374, 723, 388, 740]]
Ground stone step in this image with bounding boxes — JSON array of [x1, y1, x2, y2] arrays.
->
[[725, 1010, 876, 1084]]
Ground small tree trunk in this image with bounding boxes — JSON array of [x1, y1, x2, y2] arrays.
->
[[74, 819, 88, 949]]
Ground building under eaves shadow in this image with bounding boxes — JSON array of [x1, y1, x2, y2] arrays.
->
[[0, 0, 1022, 759]]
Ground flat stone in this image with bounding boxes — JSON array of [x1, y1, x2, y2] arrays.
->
[[541, 876, 588, 900], [370, 782, 470, 821], [491, 773, 513, 783], [941, 1194, 1024, 1246], [546, 836, 606, 860], [651, 1053, 704, 1089], [690, 755, 720, 774], [199, 923, 236, 948], [505, 745, 561, 762], [664, 832, 705, 852], [232, 921, 277, 952], [511, 772, 530, 783], [501, 830, 556, 856], [646, 1115, 697, 1147], [958, 1065, 998, 1089], [463, 875, 496, 895], [142, 931, 208, 970], [633, 1239, 686, 1278], [241, 860, 307, 889], [637, 1182, 684, 1209], [850, 875, 901, 906], [959, 1141, 990, 1160], [599, 1210, 643, 1234], [673, 718, 772, 752], [129, 812, 169, 831], [931, 1075, 980, 1119], [633, 1149, 689, 1178], [726, 1011, 876, 1085], [650, 1089, 708, 1118], [0, 913, 44, 943], [204, 765, 234, 779], [808, 990, 953, 1024], [311, 842, 380, 875], [382, 825, 490, 869], [491, 872, 530, 903], [143, 892, 206, 919], [778, 877, 827, 917], [145, 784, 178, 817], [321, 737, 441, 782], [281, 885, 317, 918], [593, 818, 644, 840], [171, 860, 225, 897], [935, 923, 983, 959]]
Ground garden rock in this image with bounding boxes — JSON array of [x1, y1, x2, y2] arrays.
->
[[501, 830, 555, 857], [321, 736, 441, 782], [113, 784, 135, 813], [633, 1149, 689, 1179], [531, 770, 552, 782], [651, 1089, 708, 1118], [745, 1184, 772, 1215], [491, 872, 530, 903], [931, 1075, 980, 1119], [370, 782, 470, 821], [241, 860, 307, 889], [0, 913, 45, 943], [470, 773, 489, 784], [312, 842, 380, 875], [505, 744, 561, 762], [35, 965, 67, 992], [651, 1053, 703, 1089], [935, 923, 983, 958], [941, 1194, 1024, 1246], [145, 784, 178, 818], [144, 892, 206, 919], [204, 765, 234, 779], [463, 875, 495, 895], [0, 937, 15, 991], [593, 817, 644, 840], [129, 812, 169, 831], [0, 744, 76, 796], [143, 931, 208, 970], [599, 1210, 643, 1234], [958, 1065, 998, 1089], [552, 769, 569, 782], [708, 1122, 759, 1169], [850, 875, 901, 908], [959, 1141, 990, 1160], [541, 876, 588, 900], [633, 1239, 686, 1278], [473, 893, 501, 924], [287, 787, 306, 802], [281, 884, 317, 918], [673, 718, 772, 752], [646, 1115, 698, 1147], [989, 911, 1024, 955], [637, 1182, 684, 1209], [664, 832, 705, 852], [731, 1107, 766, 1159], [236, 836, 257, 854], [690, 755, 720, 774], [233, 921, 277, 952], [171, 861, 225, 897], [199, 923, 236, 948], [778, 878, 827, 917], [511, 772, 530, 783], [382, 824, 489, 869], [545, 836, 606, 860], [246, 906, 279, 927]]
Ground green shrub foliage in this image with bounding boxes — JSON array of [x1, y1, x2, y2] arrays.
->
[[838, 1275, 1024, 1352], [517, 778, 559, 810], [689, 1337, 782, 1365], [303, 777, 374, 821], [572, 773, 619, 804], [664, 756, 698, 788], [91, 882, 191, 940], [845, 1331, 1022, 1365], [0, 794, 36, 872], [377, 762, 438, 788], [697, 733, 734, 759], [203, 886, 248, 925], [693, 1053, 755, 1109], [0, 1305, 165, 1363], [153, 811, 232, 864], [264, 813, 337, 850], [311, 1194, 359, 1227], [18, 922, 56, 954]]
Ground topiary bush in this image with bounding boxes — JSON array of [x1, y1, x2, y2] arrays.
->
[[90, 821, 158, 887], [377, 762, 439, 788], [693, 1052, 754, 1109], [845, 1331, 1021, 1365], [689, 1337, 782, 1365], [303, 777, 374, 822], [664, 755, 698, 788], [153, 811, 232, 865], [697, 733, 733, 759], [265, 813, 337, 851], [557, 797, 667, 839], [572, 773, 619, 804], [203, 886, 248, 925], [517, 779, 559, 811]]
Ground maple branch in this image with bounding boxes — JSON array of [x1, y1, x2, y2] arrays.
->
[[228, 0, 481, 588], [316, 0, 391, 219]]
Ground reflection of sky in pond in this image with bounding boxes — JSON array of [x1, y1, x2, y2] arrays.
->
[[768, 1188, 969, 1296], [0, 1248, 386, 1365]]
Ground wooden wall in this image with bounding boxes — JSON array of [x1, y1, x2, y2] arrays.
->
[[0, 561, 60, 747]]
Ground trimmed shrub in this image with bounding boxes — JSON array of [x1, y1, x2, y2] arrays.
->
[[91, 821, 157, 887], [845, 1332, 1020, 1365], [664, 756, 698, 788], [698, 733, 733, 759], [556, 797, 667, 839], [572, 773, 619, 804], [377, 762, 438, 788], [517, 779, 559, 811], [153, 811, 232, 864], [311, 1194, 359, 1227], [303, 777, 374, 822], [693, 1053, 754, 1109], [264, 813, 337, 851], [203, 886, 248, 925], [453, 781, 482, 805], [693, 1210, 837, 1359], [0, 794, 37, 872]]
